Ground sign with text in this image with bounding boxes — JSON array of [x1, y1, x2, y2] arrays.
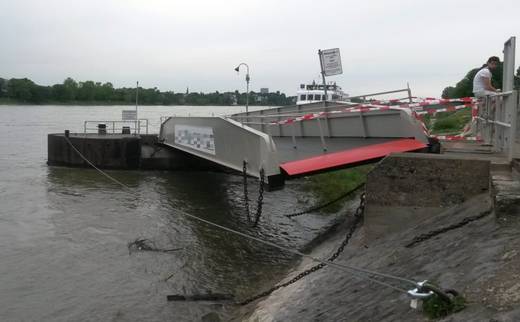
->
[[319, 48, 342, 76], [122, 110, 137, 120]]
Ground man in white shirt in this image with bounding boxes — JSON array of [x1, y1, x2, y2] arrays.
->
[[473, 56, 500, 97]]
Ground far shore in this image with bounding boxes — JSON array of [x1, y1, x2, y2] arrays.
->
[[0, 99, 256, 107]]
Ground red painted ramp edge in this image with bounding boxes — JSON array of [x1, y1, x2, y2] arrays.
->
[[280, 138, 427, 176]]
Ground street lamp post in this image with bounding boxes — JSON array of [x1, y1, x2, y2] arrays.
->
[[234, 63, 250, 114]]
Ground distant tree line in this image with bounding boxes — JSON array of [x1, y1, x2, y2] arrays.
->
[[441, 63, 520, 98], [0, 77, 295, 106]]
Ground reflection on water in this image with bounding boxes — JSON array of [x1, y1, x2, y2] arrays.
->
[[0, 105, 341, 321]]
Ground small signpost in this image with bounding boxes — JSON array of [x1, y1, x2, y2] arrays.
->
[[318, 48, 343, 102]]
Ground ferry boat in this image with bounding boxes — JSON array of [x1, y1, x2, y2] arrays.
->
[[296, 81, 349, 105]]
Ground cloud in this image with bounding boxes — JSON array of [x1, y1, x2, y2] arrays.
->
[[0, 0, 518, 97]]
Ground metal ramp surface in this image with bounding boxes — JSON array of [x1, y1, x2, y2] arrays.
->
[[159, 99, 432, 188]]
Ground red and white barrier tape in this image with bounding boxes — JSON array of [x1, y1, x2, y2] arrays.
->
[[268, 97, 482, 143], [430, 135, 482, 141], [415, 104, 473, 115]]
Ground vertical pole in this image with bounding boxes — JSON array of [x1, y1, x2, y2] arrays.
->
[[135, 81, 139, 135], [502, 37, 516, 93], [407, 82, 413, 103], [291, 122, 297, 149], [318, 50, 328, 106], [508, 91, 519, 160], [246, 72, 250, 114], [317, 117, 327, 152]]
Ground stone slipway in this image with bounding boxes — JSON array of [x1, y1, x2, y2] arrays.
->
[[233, 152, 520, 322]]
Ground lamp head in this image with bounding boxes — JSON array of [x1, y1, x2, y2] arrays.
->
[[234, 66, 240, 72]]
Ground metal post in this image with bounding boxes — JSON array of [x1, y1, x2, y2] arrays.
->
[[135, 81, 139, 135], [503, 37, 516, 93], [508, 91, 519, 160], [359, 112, 367, 138], [316, 117, 327, 151], [318, 50, 328, 104], [235, 63, 250, 115], [407, 82, 413, 103], [291, 122, 297, 149], [246, 71, 250, 114]]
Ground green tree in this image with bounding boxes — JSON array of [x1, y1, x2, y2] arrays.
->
[[7, 78, 35, 102], [62, 77, 78, 101], [77, 81, 96, 101], [0, 78, 6, 97], [0, 76, 295, 106]]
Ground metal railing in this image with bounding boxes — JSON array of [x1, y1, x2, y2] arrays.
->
[[474, 37, 518, 160], [83, 119, 149, 134], [476, 91, 519, 159], [230, 87, 414, 121]]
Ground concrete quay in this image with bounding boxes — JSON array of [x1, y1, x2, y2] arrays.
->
[[47, 133, 219, 171]]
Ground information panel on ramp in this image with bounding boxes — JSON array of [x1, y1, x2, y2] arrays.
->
[[174, 124, 216, 155]]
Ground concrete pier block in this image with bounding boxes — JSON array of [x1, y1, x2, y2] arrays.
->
[[364, 153, 490, 242], [47, 133, 141, 169]]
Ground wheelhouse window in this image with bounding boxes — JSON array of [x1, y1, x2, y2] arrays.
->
[[307, 94, 314, 100], [315, 94, 321, 101]]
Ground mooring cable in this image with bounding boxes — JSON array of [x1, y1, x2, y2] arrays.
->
[[63, 135, 419, 293]]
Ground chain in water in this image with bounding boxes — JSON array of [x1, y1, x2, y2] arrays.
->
[[242, 161, 265, 227], [285, 182, 365, 218], [239, 193, 366, 305]]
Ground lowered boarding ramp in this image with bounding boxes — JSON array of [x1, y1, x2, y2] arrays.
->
[[159, 99, 431, 188]]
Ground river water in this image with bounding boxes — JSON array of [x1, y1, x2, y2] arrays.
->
[[0, 105, 339, 321]]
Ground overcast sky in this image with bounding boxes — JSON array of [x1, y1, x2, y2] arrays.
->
[[1, 0, 519, 97]]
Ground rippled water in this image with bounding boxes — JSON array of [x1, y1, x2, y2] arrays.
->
[[0, 105, 339, 321]]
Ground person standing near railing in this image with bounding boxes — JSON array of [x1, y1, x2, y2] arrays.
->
[[473, 56, 500, 97]]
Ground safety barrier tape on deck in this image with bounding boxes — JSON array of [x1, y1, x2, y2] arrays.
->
[[267, 97, 482, 143], [414, 103, 474, 116], [270, 101, 476, 126], [369, 97, 477, 107], [430, 135, 482, 141]]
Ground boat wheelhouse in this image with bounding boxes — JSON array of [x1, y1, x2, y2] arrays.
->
[[296, 81, 349, 105]]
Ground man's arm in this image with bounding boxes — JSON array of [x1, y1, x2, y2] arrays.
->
[[484, 77, 497, 92]]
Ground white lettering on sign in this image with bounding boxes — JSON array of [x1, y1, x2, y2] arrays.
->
[[174, 125, 216, 155], [320, 48, 343, 76], [122, 110, 137, 120]]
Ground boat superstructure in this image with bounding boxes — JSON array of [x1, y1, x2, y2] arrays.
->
[[296, 81, 349, 105]]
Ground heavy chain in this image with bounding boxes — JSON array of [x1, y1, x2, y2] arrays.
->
[[405, 208, 492, 248], [285, 182, 365, 218], [243, 161, 265, 227], [239, 192, 366, 306]]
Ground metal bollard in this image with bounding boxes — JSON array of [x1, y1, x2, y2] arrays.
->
[[98, 124, 107, 135], [64, 130, 70, 138]]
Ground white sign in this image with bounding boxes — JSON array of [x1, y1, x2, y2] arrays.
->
[[174, 125, 216, 155], [122, 110, 137, 120], [320, 48, 343, 76]]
